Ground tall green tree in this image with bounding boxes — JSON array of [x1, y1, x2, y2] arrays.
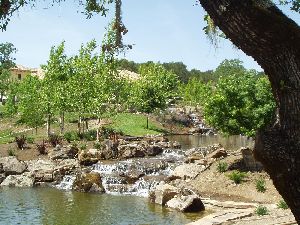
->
[[0, 42, 17, 102]]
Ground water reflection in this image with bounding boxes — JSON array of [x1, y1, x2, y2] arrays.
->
[[166, 134, 254, 150], [0, 188, 203, 225]]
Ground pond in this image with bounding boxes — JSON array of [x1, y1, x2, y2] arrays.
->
[[0, 187, 206, 225], [166, 134, 253, 150]]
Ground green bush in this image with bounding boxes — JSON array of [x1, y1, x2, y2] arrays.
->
[[27, 136, 35, 144], [255, 205, 268, 216], [277, 200, 289, 209], [80, 143, 87, 151], [228, 171, 247, 184], [93, 141, 103, 150], [64, 131, 80, 143], [83, 129, 97, 141], [256, 178, 266, 192], [217, 162, 228, 173]]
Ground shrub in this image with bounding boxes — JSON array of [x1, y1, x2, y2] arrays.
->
[[217, 162, 228, 173], [93, 141, 103, 150], [7, 147, 16, 156], [80, 143, 87, 151], [15, 135, 26, 150], [48, 133, 62, 147], [36, 140, 47, 155], [228, 171, 247, 184], [277, 200, 289, 209], [64, 131, 80, 143], [256, 178, 266, 192], [255, 205, 268, 216], [27, 136, 35, 144], [83, 129, 97, 141]]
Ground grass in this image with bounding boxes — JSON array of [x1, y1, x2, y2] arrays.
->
[[277, 200, 289, 209], [256, 177, 266, 193], [255, 205, 269, 216], [217, 162, 228, 173], [228, 171, 247, 184], [108, 113, 167, 136]]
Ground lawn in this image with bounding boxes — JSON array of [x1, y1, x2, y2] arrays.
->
[[109, 113, 166, 137]]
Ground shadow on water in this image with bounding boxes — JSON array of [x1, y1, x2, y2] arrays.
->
[[0, 187, 207, 225], [166, 134, 254, 150]]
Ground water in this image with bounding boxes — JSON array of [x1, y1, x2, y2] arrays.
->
[[166, 134, 253, 150], [0, 187, 205, 225]]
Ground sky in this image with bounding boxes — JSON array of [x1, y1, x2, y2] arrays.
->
[[1, 0, 300, 72]]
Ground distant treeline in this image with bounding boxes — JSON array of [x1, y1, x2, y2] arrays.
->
[[117, 58, 215, 83]]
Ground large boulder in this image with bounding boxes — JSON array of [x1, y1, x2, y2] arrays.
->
[[49, 145, 79, 160], [0, 172, 34, 187], [241, 147, 263, 171], [78, 150, 99, 166], [171, 164, 206, 180], [166, 194, 205, 212], [26, 159, 56, 182], [0, 156, 27, 175], [73, 172, 105, 193], [118, 144, 146, 159], [206, 147, 227, 159], [149, 183, 180, 205], [146, 145, 163, 156]]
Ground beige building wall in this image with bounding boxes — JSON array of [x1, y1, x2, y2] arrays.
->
[[10, 65, 44, 81]]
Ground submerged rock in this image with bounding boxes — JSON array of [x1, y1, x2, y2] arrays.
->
[[0, 156, 27, 175], [1, 172, 34, 187], [73, 172, 105, 193]]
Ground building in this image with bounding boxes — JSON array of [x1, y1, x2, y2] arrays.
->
[[9, 65, 44, 81]]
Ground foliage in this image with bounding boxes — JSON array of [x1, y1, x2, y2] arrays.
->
[[228, 171, 247, 184], [203, 60, 276, 137], [130, 63, 179, 114], [48, 133, 62, 147], [80, 143, 87, 150], [82, 129, 97, 141], [36, 140, 47, 155], [217, 161, 228, 173], [161, 62, 189, 83], [15, 135, 26, 150], [179, 78, 211, 106], [64, 131, 80, 143], [256, 178, 266, 193], [277, 200, 289, 209], [93, 141, 103, 150], [27, 136, 35, 144], [255, 205, 269, 216]]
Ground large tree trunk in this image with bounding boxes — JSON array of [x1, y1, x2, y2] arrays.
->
[[198, 0, 300, 222]]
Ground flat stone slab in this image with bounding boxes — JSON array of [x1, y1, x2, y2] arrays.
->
[[186, 209, 253, 225]]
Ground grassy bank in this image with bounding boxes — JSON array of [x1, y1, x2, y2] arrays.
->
[[108, 113, 166, 136]]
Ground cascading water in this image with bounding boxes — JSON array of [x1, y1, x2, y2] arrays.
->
[[55, 148, 186, 197]]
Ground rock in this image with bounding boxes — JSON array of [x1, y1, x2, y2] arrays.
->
[[49, 145, 79, 160], [0, 172, 34, 187], [184, 156, 203, 163], [121, 170, 145, 184], [206, 148, 227, 159], [241, 147, 263, 171], [0, 173, 5, 184], [0, 156, 27, 175], [78, 150, 99, 166], [166, 194, 205, 212], [26, 159, 55, 182], [172, 141, 181, 149], [150, 183, 180, 205], [146, 145, 163, 156], [189, 127, 201, 134], [73, 172, 105, 193], [171, 164, 206, 179], [119, 144, 145, 159]]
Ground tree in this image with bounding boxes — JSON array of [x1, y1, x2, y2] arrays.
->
[[197, 0, 300, 221], [131, 63, 179, 128], [161, 62, 190, 83], [0, 42, 17, 102], [18, 75, 45, 133], [203, 68, 275, 137]]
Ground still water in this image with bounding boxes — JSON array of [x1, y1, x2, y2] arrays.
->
[[0, 187, 205, 225], [167, 134, 253, 150]]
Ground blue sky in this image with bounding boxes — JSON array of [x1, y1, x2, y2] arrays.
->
[[1, 0, 300, 71]]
